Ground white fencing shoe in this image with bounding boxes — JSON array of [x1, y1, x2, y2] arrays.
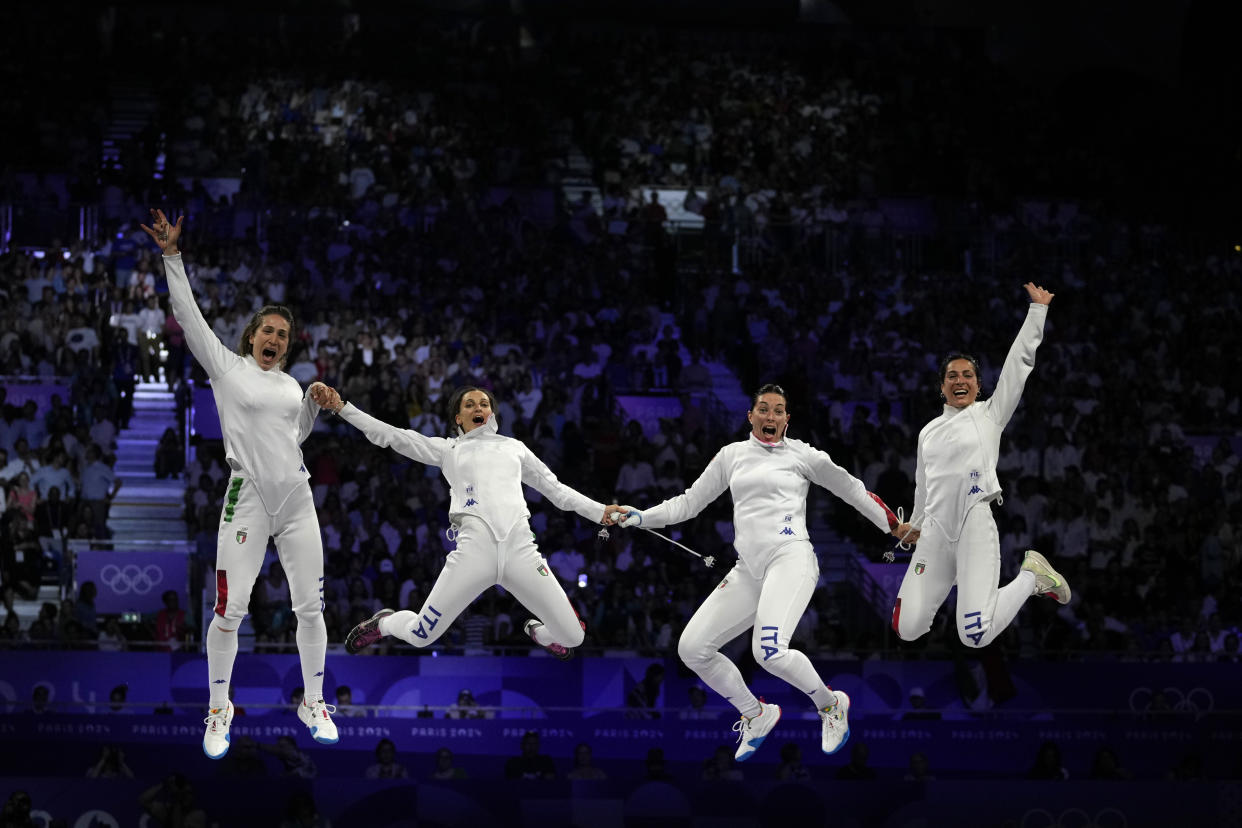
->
[[298, 698, 340, 745], [732, 700, 781, 761], [1021, 550, 1071, 604], [820, 690, 851, 755], [202, 701, 235, 759]]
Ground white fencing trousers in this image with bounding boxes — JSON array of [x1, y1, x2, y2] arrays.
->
[[207, 476, 327, 708], [677, 541, 834, 717], [891, 501, 1035, 648], [384, 516, 586, 649]]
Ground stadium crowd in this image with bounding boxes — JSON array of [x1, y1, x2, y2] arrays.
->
[[1, 7, 1239, 674]]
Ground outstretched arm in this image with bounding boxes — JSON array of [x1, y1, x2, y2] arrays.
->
[[319, 385, 449, 467], [987, 283, 1052, 428], [637, 450, 730, 529], [800, 442, 901, 534], [520, 449, 608, 524], [141, 209, 237, 380]]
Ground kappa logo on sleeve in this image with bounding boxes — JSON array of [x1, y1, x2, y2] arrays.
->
[[968, 485, 983, 495]]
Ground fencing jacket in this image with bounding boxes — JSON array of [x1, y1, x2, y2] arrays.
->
[[910, 303, 1048, 542], [164, 254, 317, 515], [338, 404, 606, 541], [641, 433, 893, 576]]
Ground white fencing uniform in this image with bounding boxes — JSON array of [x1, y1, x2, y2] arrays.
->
[[337, 403, 604, 649], [893, 303, 1048, 648], [641, 433, 896, 716], [164, 254, 328, 709]]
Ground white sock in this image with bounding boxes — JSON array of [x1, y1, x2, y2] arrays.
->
[[810, 686, 836, 711], [206, 615, 239, 710], [296, 612, 328, 704], [689, 652, 760, 719]]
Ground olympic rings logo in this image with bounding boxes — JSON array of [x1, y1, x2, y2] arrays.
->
[[99, 564, 164, 595], [1128, 686, 1214, 720], [1021, 808, 1127, 828]]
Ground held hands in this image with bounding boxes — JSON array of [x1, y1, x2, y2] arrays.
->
[[603, 505, 642, 528], [893, 522, 920, 545], [308, 382, 344, 413], [139, 208, 184, 256], [1023, 282, 1054, 305]]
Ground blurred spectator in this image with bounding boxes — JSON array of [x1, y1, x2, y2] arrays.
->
[[0, 790, 35, 828], [97, 616, 127, 651], [218, 735, 268, 779], [445, 688, 487, 720], [430, 747, 468, 780], [86, 745, 134, 779], [279, 791, 328, 828], [900, 687, 941, 721], [645, 747, 672, 782], [153, 428, 184, 479], [566, 742, 607, 780], [139, 774, 208, 827], [1028, 740, 1070, 780], [504, 731, 556, 780], [261, 735, 318, 779], [155, 590, 187, 652], [626, 663, 665, 719], [678, 683, 717, 720], [335, 685, 365, 718], [364, 738, 409, 780], [700, 745, 743, 781], [835, 742, 877, 780], [1088, 746, 1131, 780], [777, 742, 810, 781], [904, 751, 935, 782]]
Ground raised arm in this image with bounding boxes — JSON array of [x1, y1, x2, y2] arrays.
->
[[141, 209, 237, 379], [986, 283, 1052, 428], [519, 448, 608, 524]]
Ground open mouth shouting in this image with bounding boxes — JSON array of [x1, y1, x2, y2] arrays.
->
[[249, 313, 291, 371], [456, 389, 494, 433], [761, 424, 778, 438]]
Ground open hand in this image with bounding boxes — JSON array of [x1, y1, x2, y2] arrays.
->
[[139, 209, 184, 255], [1023, 282, 1054, 305]]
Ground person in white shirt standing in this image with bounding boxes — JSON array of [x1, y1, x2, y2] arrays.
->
[[141, 209, 338, 760], [610, 384, 911, 763], [891, 283, 1070, 653], [316, 384, 609, 660]]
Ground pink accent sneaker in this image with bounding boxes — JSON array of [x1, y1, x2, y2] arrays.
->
[[524, 619, 574, 660], [346, 608, 394, 654]]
